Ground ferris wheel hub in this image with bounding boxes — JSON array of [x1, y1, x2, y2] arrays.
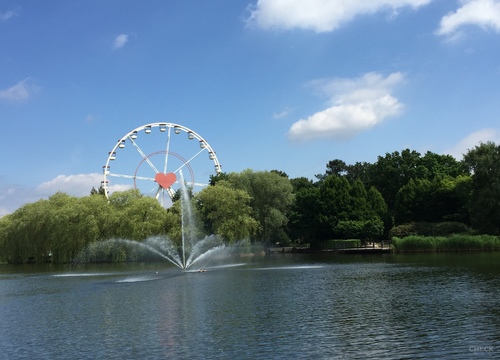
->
[[155, 172, 177, 189]]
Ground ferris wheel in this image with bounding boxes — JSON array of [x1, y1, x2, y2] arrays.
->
[[102, 122, 221, 207]]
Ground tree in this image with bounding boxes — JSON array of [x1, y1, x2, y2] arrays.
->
[[317, 176, 385, 241], [367, 149, 426, 211], [196, 181, 258, 242], [228, 170, 294, 243], [121, 196, 168, 240], [420, 151, 465, 179], [394, 178, 433, 224], [462, 142, 500, 234], [367, 186, 392, 236], [1, 199, 52, 263], [209, 172, 230, 186], [365, 149, 467, 213], [271, 169, 289, 178], [317, 176, 351, 239], [108, 189, 168, 240], [315, 159, 347, 181], [394, 177, 469, 225], [90, 185, 106, 196], [288, 179, 320, 244]]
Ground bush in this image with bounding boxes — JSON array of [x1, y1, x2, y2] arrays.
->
[[390, 221, 470, 238]]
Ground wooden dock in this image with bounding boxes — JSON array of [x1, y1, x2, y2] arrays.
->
[[336, 247, 391, 254]]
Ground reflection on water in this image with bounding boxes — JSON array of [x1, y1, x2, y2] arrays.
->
[[0, 253, 499, 359]]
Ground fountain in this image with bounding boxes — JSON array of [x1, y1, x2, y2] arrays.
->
[[75, 171, 231, 269]]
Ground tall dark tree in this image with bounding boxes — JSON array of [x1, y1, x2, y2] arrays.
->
[[345, 161, 373, 184], [288, 178, 320, 244], [368, 149, 426, 211], [209, 172, 230, 186], [271, 169, 289, 178], [90, 185, 106, 196], [462, 142, 500, 234], [366, 149, 466, 213], [317, 176, 385, 240], [394, 177, 469, 225]]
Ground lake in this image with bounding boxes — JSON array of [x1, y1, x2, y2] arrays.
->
[[1, 253, 499, 359]]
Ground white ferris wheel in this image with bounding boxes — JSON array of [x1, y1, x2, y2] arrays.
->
[[102, 122, 221, 207]]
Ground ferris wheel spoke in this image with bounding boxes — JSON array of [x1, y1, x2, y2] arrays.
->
[[108, 173, 156, 182], [173, 180, 207, 187], [163, 126, 172, 174], [144, 183, 161, 196], [154, 186, 166, 207], [173, 148, 205, 174], [128, 136, 161, 174], [192, 182, 209, 187], [154, 185, 162, 199]]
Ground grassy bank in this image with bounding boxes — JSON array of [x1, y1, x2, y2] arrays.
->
[[392, 235, 500, 252]]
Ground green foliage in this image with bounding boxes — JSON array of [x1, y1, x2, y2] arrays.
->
[[0, 189, 169, 264], [365, 149, 466, 212], [394, 177, 468, 224], [196, 181, 258, 243], [288, 183, 321, 244], [334, 220, 384, 239], [392, 236, 436, 252], [390, 221, 471, 238], [209, 172, 230, 186], [76, 239, 167, 263], [90, 184, 106, 196], [227, 169, 294, 243], [392, 235, 500, 252], [314, 176, 386, 241], [462, 142, 500, 234], [2, 144, 500, 263]]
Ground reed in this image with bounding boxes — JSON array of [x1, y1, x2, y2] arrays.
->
[[392, 235, 500, 252], [392, 236, 436, 252]]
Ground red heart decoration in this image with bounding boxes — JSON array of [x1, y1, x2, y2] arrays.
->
[[155, 172, 177, 189]]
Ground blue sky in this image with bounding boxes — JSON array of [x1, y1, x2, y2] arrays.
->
[[1, 0, 500, 216]]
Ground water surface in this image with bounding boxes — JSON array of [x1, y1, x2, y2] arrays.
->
[[1, 253, 498, 359]]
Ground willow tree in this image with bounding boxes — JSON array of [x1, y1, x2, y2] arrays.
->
[[109, 189, 168, 240], [196, 181, 258, 242], [1, 199, 52, 263], [226, 170, 294, 243]]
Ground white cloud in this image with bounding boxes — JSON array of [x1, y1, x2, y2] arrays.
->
[[246, 0, 431, 32], [0, 173, 135, 216], [287, 72, 405, 141], [113, 34, 129, 49], [36, 173, 132, 198], [37, 173, 104, 197], [84, 114, 98, 124], [444, 128, 500, 159], [0, 8, 18, 21], [273, 108, 293, 119], [0, 78, 39, 102], [437, 0, 500, 38]]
